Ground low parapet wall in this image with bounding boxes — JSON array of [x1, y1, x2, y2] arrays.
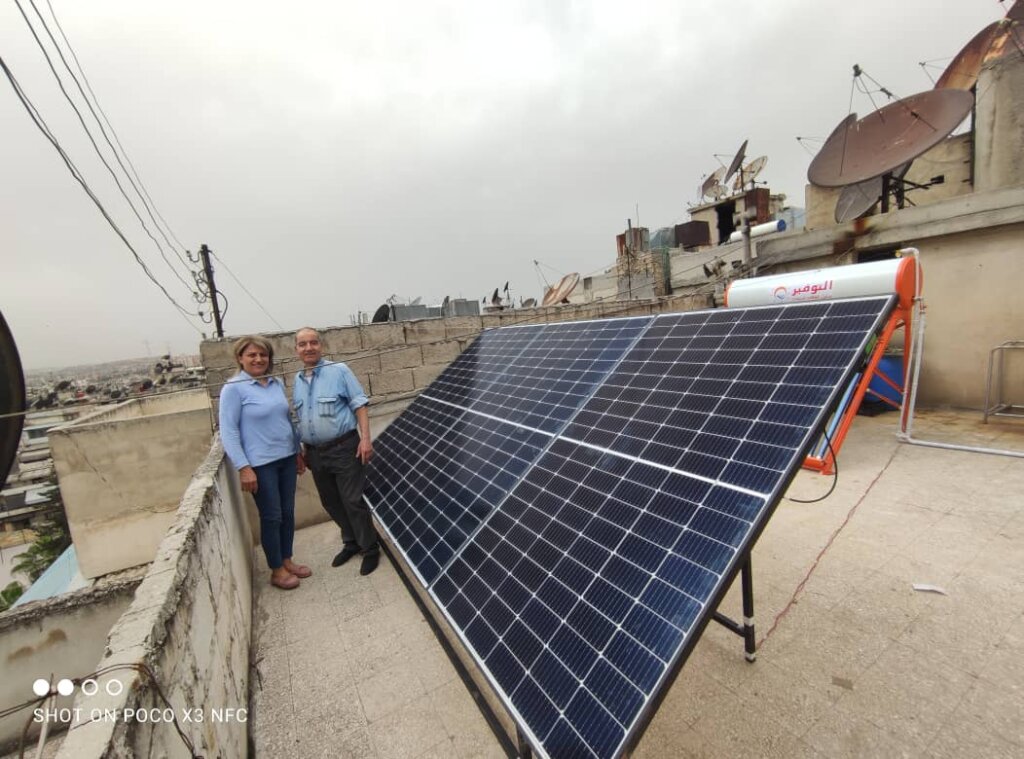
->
[[0, 571, 142, 754], [55, 439, 252, 759]]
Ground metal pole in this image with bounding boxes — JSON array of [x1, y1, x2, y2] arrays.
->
[[741, 556, 756, 662], [199, 244, 224, 338], [626, 219, 634, 299]]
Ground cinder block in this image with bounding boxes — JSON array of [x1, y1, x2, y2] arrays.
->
[[380, 346, 423, 372], [444, 316, 483, 339], [404, 319, 447, 344], [360, 323, 406, 351], [344, 355, 380, 379], [322, 326, 362, 355], [413, 364, 446, 388], [421, 340, 461, 365], [370, 370, 415, 396], [480, 314, 504, 328]]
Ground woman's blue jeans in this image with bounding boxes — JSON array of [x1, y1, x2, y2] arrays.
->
[[251, 455, 297, 570]]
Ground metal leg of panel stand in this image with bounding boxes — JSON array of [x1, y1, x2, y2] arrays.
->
[[741, 556, 756, 663], [516, 728, 533, 759], [711, 556, 757, 663]]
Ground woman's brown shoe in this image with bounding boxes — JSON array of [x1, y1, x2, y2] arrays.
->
[[271, 572, 300, 590], [284, 562, 312, 578]]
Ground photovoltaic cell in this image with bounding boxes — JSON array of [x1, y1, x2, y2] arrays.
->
[[368, 296, 896, 759], [366, 395, 550, 583], [367, 317, 650, 583], [426, 318, 651, 432]]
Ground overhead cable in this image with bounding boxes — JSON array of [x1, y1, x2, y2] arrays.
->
[[0, 54, 203, 334], [41, 0, 192, 259], [12, 0, 199, 297], [210, 251, 285, 330]]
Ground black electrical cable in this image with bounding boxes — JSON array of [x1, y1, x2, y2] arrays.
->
[[789, 429, 840, 504], [12, 0, 198, 297], [210, 251, 285, 329], [40, 0, 192, 262], [0, 54, 203, 333]]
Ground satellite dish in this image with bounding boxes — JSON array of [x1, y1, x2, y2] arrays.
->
[[410, 296, 422, 306], [808, 89, 974, 187], [834, 161, 911, 223], [441, 295, 450, 308], [834, 177, 882, 223], [541, 273, 580, 306], [935, 21, 1003, 91], [733, 155, 768, 191], [723, 139, 748, 183], [710, 183, 729, 201], [521, 297, 537, 308], [0, 311, 26, 487], [701, 167, 726, 198], [371, 304, 391, 322], [490, 288, 501, 306]]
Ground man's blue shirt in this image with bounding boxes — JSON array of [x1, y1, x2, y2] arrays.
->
[[218, 372, 298, 470], [293, 360, 369, 446]]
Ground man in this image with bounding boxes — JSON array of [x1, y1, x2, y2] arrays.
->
[[293, 327, 379, 575]]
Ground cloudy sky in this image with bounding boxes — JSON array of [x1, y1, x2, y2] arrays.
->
[[0, 0, 1004, 368]]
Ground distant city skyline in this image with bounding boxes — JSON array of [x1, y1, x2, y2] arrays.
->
[[0, 0, 1002, 369]]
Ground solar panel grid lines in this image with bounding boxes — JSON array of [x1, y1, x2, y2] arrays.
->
[[366, 295, 898, 759], [368, 396, 551, 584], [563, 298, 892, 499], [367, 316, 654, 586], [431, 441, 766, 758]]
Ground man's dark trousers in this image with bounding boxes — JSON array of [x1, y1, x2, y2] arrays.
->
[[305, 435, 379, 555]]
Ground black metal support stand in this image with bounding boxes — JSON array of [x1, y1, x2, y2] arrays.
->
[[711, 555, 757, 662]]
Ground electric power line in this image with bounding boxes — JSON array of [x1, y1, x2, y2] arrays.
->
[[209, 251, 285, 330], [40, 0, 193, 262], [12, 0, 199, 298], [0, 54, 203, 334]]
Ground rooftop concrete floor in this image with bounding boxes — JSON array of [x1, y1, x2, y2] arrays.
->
[[249, 409, 1024, 758]]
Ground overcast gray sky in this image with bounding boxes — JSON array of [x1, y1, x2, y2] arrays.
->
[[0, 0, 1003, 369]]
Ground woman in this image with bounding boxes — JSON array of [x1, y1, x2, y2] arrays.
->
[[219, 336, 310, 590]]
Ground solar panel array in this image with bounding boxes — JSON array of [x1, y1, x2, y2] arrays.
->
[[365, 296, 895, 759]]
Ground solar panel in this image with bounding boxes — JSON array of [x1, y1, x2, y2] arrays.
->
[[366, 296, 896, 759], [366, 318, 651, 583]]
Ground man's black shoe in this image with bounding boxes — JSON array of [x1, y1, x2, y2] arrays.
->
[[331, 546, 360, 568], [359, 553, 380, 576]]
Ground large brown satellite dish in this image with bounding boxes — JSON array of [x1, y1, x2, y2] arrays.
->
[[935, 21, 1003, 90], [541, 272, 580, 306], [724, 139, 748, 183], [807, 89, 974, 187]]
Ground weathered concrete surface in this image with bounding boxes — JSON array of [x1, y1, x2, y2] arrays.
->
[[0, 569, 143, 755], [55, 440, 253, 759], [249, 522, 496, 759], [252, 410, 1024, 757], [49, 390, 212, 579]]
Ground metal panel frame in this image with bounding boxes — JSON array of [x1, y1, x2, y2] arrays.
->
[[366, 296, 898, 759]]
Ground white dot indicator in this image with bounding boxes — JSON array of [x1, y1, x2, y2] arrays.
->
[[32, 679, 50, 697], [57, 679, 75, 696]]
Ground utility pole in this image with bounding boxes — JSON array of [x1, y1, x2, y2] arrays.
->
[[199, 244, 224, 338]]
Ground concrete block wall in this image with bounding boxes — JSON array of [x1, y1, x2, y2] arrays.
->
[[199, 295, 713, 416], [0, 573, 142, 754], [200, 294, 713, 537], [55, 440, 253, 759], [49, 391, 213, 579]]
